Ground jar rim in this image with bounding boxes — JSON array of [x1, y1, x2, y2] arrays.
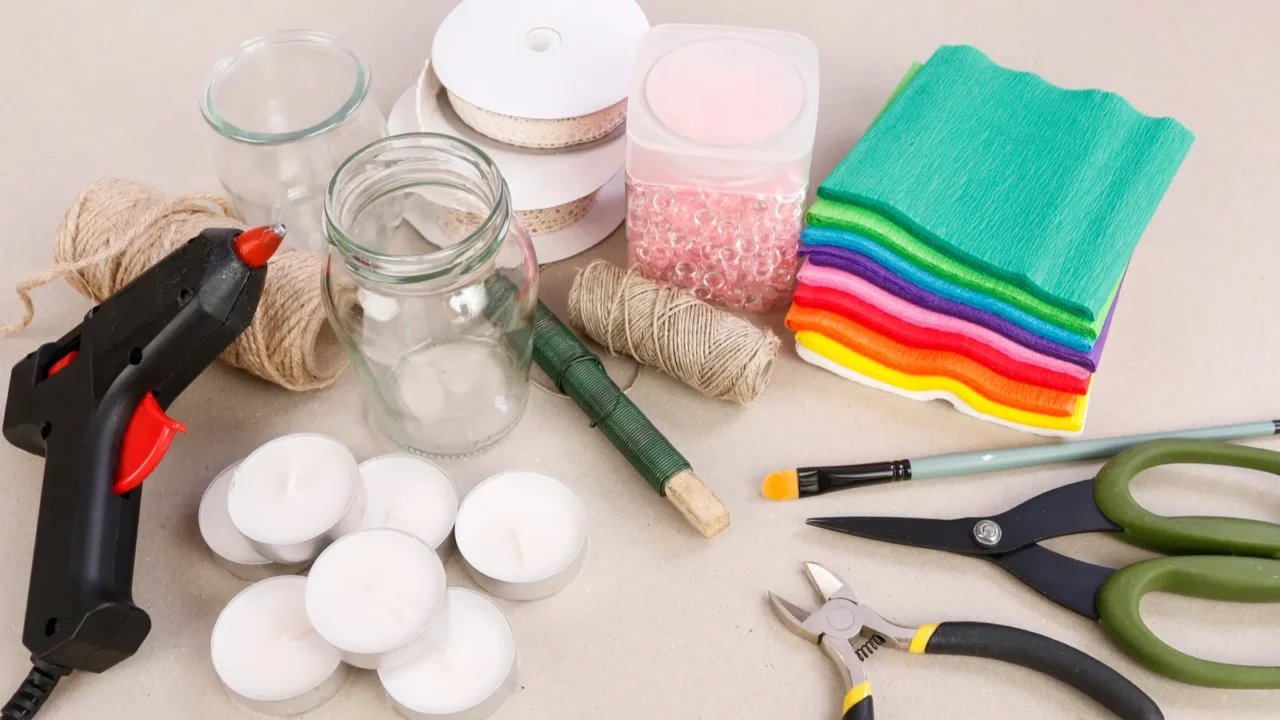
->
[[324, 132, 511, 280], [201, 29, 371, 145]]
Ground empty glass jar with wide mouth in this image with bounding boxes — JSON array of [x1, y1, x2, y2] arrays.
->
[[202, 30, 388, 252], [323, 134, 538, 456]]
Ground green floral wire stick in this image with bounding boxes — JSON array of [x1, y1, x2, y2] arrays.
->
[[532, 301, 730, 539]]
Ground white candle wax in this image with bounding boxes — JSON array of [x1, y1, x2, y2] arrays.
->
[[227, 434, 364, 564], [378, 588, 517, 720], [211, 576, 346, 716], [199, 462, 274, 578], [359, 455, 459, 554], [305, 528, 448, 669], [455, 471, 588, 600]]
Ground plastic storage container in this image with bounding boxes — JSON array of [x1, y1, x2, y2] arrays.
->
[[625, 24, 820, 311]]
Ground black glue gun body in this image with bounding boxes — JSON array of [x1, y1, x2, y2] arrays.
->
[[2, 226, 276, 678]]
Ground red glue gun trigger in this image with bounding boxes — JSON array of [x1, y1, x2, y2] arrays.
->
[[112, 392, 187, 495]]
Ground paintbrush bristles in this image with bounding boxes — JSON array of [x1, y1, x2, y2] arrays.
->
[[665, 470, 730, 539], [761, 469, 799, 501]]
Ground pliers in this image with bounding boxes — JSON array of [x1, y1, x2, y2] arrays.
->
[[768, 562, 1163, 720]]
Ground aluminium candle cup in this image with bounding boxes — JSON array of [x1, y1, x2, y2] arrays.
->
[[456, 471, 588, 601], [379, 588, 518, 720], [199, 462, 308, 579], [211, 576, 348, 716], [227, 433, 366, 565], [305, 528, 450, 669], [358, 454, 460, 562]]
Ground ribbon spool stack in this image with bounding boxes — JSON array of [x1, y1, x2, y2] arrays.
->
[[387, 0, 649, 263]]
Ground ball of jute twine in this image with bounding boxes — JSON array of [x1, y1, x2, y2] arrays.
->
[[0, 178, 346, 391], [567, 260, 780, 404]]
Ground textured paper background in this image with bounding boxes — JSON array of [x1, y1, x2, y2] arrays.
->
[[1, 2, 1278, 719]]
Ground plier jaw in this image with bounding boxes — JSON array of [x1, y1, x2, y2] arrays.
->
[[768, 563, 920, 692]]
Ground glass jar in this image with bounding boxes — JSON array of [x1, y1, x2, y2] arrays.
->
[[323, 134, 538, 457], [202, 30, 388, 252]]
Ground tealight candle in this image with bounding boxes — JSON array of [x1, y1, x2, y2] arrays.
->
[[200, 462, 283, 579], [379, 588, 517, 720], [227, 434, 365, 565], [359, 454, 460, 559], [455, 471, 588, 600], [305, 528, 449, 669], [210, 575, 347, 716]]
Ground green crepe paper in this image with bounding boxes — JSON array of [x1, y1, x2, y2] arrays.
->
[[811, 59, 1117, 338], [874, 61, 922, 122], [818, 45, 1194, 322]]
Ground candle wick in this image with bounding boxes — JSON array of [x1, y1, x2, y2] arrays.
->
[[281, 625, 316, 643], [370, 582, 414, 618], [382, 508, 408, 534], [512, 523, 528, 565], [286, 459, 300, 498]]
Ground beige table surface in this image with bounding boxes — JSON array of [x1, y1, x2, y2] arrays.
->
[[3, 1, 1280, 718]]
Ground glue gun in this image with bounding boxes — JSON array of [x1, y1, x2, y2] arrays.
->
[[0, 224, 285, 719]]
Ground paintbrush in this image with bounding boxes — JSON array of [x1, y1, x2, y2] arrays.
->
[[761, 418, 1280, 500]]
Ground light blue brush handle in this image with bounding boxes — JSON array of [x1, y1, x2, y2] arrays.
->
[[910, 421, 1279, 480]]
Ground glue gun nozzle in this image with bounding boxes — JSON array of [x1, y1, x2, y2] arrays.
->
[[234, 223, 287, 269]]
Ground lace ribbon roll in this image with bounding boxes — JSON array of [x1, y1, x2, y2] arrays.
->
[[411, 67, 626, 239], [436, 189, 598, 238], [448, 91, 627, 150]]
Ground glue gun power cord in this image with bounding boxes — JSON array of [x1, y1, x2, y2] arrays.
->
[[1, 661, 69, 719]]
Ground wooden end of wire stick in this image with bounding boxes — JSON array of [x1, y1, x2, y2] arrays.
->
[[664, 470, 730, 539]]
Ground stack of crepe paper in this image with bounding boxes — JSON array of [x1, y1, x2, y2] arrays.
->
[[787, 45, 1193, 436]]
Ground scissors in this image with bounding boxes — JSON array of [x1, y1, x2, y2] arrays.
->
[[808, 439, 1280, 688], [770, 562, 1163, 719]]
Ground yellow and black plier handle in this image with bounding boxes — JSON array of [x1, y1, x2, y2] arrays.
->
[[838, 679, 872, 720], [832, 621, 1161, 720], [771, 563, 1163, 720]]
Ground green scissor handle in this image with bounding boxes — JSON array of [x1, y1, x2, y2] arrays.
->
[[1097, 555, 1280, 688], [1095, 439, 1280, 557], [1094, 439, 1280, 688]]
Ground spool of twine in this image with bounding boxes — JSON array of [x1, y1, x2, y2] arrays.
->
[[0, 178, 346, 391], [567, 260, 780, 404]]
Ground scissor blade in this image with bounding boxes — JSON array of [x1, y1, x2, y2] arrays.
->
[[807, 516, 993, 556]]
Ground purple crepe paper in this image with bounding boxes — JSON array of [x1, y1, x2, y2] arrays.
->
[[800, 245, 1117, 372]]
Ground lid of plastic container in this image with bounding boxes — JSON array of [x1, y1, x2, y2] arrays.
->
[[627, 24, 820, 164], [432, 0, 650, 120]]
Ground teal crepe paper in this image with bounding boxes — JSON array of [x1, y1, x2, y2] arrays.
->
[[818, 45, 1194, 322]]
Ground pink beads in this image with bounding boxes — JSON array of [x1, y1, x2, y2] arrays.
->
[[625, 174, 804, 312]]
